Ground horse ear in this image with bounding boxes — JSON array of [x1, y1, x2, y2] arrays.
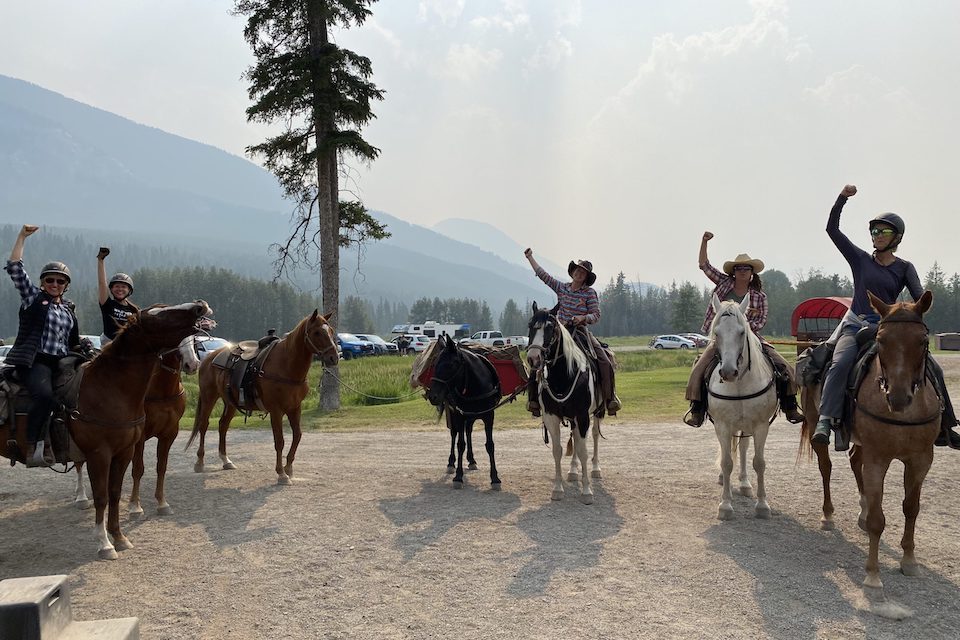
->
[[915, 290, 933, 315], [738, 294, 750, 316], [310, 309, 319, 322], [532, 301, 539, 314], [549, 303, 560, 316], [867, 291, 891, 317], [711, 293, 722, 313]]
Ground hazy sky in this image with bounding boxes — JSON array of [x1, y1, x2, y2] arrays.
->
[[2, 0, 960, 289]]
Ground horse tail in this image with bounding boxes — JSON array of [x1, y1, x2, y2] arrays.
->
[[185, 393, 202, 450], [795, 385, 817, 464], [565, 435, 573, 457]]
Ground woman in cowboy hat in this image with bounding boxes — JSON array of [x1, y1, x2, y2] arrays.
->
[[812, 184, 959, 449], [683, 232, 803, 427], [96, 246, 140, 345], [523, 248, 621, 417]]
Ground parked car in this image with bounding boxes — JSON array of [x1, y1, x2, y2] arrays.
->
[[0, 344, 11, 365], [679, 333, 709, 347], [338, 333, 376, 360], [195, 336, 233, 360], [508, 336, 529, 349], [391, 334, 431, 355], [354, 333, 399, 355], [649, 334, 696, 350], [459, 330, 527, 348]]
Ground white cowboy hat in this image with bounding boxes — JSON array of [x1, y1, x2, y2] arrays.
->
[[722, 253, 764, 275]]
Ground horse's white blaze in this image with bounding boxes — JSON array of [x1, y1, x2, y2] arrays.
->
[[178, 334, 201, 374], [708, 299, 778, 520]]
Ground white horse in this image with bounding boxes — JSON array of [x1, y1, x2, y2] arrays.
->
[[706, 294, 779, 520], [527, 304, 601, 505]]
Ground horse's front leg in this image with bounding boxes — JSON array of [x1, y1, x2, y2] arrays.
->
[[752, 426, 770, 519], [546, 417, 564, 501], [861, 453, 892, 589], [446, 421, 456, 474], [270, 411, 290, 485], [155, 429, 177, 515], [715, 426, 735, 520], [452, 414, 466, 487], [483, 415, 500, 489], [813, 438, 835, 530], [284, 406, 303, 479], [218, 404, 238, 471], [737, 435, 753, 498], [107, 445, 137, 555], [901, 451, 933, 577], [127, 438, 146, 518], [567, 434, 580, 482], [574, 414, 593, 505], [85, 451, 117, 560], [465, 420, 478, 470], [590, 416, 602, 479], [74, 460, 92, 510]]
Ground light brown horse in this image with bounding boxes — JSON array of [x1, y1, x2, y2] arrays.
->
[[127, 334, 201, 517], [187, 310, 339, 484], [800, 290, 940, 588]]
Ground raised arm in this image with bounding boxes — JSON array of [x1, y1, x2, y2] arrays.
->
[[826, 184, 864, 265], [525, 247, 561, 293], [97, 247, 110, 305], [9, 225, 38, 262], [524, 247, 542, 273], [698, 231, 713, 269]]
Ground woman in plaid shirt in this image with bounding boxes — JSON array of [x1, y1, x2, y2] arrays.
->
[[683, 232, 802, 427], [5, 225, 82, 466]]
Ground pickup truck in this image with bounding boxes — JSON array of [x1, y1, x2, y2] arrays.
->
[[459, 331, 525, 348]]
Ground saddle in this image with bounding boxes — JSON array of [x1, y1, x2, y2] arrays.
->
[[211, 339, 281, 416]]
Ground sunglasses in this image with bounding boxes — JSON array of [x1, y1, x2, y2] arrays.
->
[[43, 277, 67, 285], [732, 265, 753, 272], [870, 228, 896, 237]]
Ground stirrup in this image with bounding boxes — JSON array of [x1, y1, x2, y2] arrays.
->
[[683, 405, 705, 428]]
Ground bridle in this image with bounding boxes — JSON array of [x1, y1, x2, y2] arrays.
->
[[708, 310, 775, 402], [429, 347, 500, 415], [306, 323, 339, 360], [528, 314, 586, 405]]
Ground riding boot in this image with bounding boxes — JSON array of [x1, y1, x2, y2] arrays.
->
[[526, 378, 541, 417], [25, 440, 52, 468], [812, 418, 832, 445], [777, 380, 804, 424], [683, 401, 706, 428]]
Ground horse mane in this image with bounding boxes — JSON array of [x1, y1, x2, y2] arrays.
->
[[555, 322, 588, 377]]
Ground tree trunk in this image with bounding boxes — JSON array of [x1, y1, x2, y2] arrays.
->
[[308, 0, 341, 410]]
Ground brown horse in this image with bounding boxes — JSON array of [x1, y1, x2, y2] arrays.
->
[[127, 334, 201, 517], [800, 290, 940, 588], [187, 310, 339, 484]]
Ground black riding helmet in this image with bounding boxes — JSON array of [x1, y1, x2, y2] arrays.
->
[[109, 272, 134, 294], [869, 212, 905, 251], [39, 261, 71, 284]]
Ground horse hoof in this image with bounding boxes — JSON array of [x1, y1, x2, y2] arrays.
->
[[452, 480, 464, 490], [157, 505, 173, 516], [490, 482, 502, 491], [468, 462, 478, 471], [755, 506, 771, 519], [718, 507, 734, 521], [75, 499, 93, 510], [113, 537, 134, 551], [445, 466, 455, 475], [567, 472, 579, 482], [194, 463, 204, 473], [591, 470, 602, 479], [820, 518, 835, 531], [738, 487, 754, 498], [223, 462, 237, 471], [901, 562, 920, 577], [128, 507, 143, 520], [863, 573, 883, 589], [277, 475, 292, 485], [551, 490, 563, 501], [98, 548, 119, 561], [580, 493, 594, 505]]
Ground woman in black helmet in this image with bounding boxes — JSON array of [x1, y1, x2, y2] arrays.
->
[[96, 247, 139, 344], [812, 185, 960, 450], [4, 225, 81, 466]]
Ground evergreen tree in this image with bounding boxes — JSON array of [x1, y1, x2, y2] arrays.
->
[[498, 299, 526, 336], [340, 295, 374, 333]]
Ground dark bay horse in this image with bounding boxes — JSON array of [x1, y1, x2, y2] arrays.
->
[[800, 290, 940, 588], [127, 334, 201, 517], [424, 335, 502, 489], [188, 310, 339, 484], [70, 301, 211, 559], [526, 302, 602, 504]]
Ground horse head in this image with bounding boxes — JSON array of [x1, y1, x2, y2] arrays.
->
[[112, 301, 212, 357], [178, 334, 202, 375], [426, 335, 462, 408], [303, 309, 339, 367], [869, 289, 933, 412], [526, 301, 558, 371], [710, 293, 752, 382]]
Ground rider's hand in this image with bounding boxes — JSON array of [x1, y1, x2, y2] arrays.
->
[[97, 247, 110, 260], [702, 231, 714, 242], [841, 184, 857, 198], [524, 248, 533, 259], [20, 225, 39, 237]]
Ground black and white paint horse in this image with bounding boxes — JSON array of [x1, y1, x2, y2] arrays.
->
[[425, 335, 502, 489], [526, 302, 602, 504]]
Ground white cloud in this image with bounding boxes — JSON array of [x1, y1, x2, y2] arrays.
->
[[439, 44, 504, 82], [418, 0, 466, 27], [524, 33, 573, 71], [367, 19, 420, 69], [804, 64, 915, 112], [470, 0, 531, 33]]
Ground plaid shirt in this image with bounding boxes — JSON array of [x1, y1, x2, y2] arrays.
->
[[535, 267, 601, 325], [699, 261, 768, 336], [5, 259, 75, 356]]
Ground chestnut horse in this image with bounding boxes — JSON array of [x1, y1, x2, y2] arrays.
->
[[127, 334, 201, 517], [800, 290, 940, 588], [71, 301, 210, 559], [187, 310, 339, 484]]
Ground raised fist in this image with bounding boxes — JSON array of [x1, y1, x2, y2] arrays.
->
[[20, 225, 39, 237], [97, 247, 110, 260], [841, 184, 857, 198], [702, 231, 714, 242], [524, 248, 533, 259]]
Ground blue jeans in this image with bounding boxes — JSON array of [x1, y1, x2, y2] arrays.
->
[[17, 354, 61, 443]]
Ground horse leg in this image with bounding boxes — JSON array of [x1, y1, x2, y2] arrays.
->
[[446, 423, 456, 474], [752, 426, 770, 519], [813, 440, 835, 530], [849, 445, 867, 531], [154, 429, 177, 515], [107, 448, 136, 553], [546, 416, 564, 501], [86, 452, 117, 560], [127, 438, 146, 518], [483, 414, 500, 489], [73, 460, 92, 510], [452, 413, 466, 487], [737, 435, 753, 498], [218, 404, 238, 470], [900, 452, 933, 577], [567, 434, 580, 482], [284, 407, 302, 479], [268, 411, 290, 485], [861, 453, 891, 589], [715, 426, 735, 520], [466, 419, 478, 470], [574, 414, 593, 505], [193, 386, 215, 473], [590, 415, 602, 479]]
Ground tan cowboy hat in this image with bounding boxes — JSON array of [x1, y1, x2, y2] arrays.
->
[[567, 260, 597, 286], [722, 253, 764, 275]]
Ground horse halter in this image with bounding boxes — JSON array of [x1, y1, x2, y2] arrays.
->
[[715, 310, 751, 376], [875, 315, 929, 395], [307, 324, 338, 359], [527, 315, 560, 373]]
